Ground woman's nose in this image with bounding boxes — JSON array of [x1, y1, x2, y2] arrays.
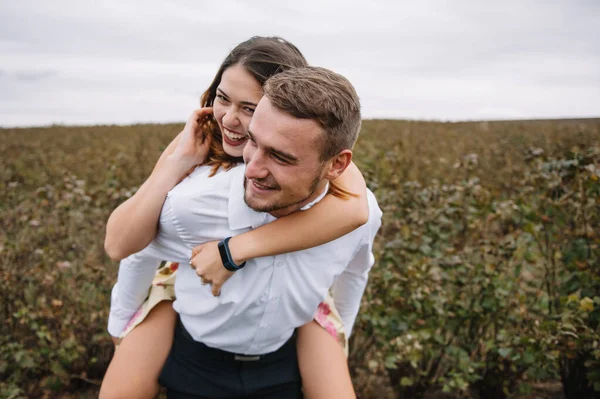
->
[[222, 107, 240, 127]]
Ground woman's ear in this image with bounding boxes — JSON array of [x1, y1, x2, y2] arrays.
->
[[325, 150, 353, 181]]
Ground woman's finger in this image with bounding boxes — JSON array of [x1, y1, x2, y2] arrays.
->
[[196, 106, 213, 116], [192, 107, 213, 124], [191, 244, 204, 259]]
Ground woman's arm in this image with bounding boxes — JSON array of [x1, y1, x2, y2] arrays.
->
[[191, 162, 369, 296], [104, 108, 212, 261], [230, 161, 368, 263]]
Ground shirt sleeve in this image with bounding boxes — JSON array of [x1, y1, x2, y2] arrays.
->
[[330, 200, 382, 337], [106, 166, 240, 337], [107, 249, 162, 337]]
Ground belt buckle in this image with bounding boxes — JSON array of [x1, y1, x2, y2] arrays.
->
[[234, 354, 261, 361]]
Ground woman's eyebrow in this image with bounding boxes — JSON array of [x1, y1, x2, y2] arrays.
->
[[216, 88, 229, 98], [216, 88, 257, 107]]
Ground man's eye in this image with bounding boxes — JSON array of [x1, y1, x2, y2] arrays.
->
[[243, 107, 255, 114], [272, 154, 288, 164]]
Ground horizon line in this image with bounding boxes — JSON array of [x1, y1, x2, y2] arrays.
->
[[2, 115, 599, 130]]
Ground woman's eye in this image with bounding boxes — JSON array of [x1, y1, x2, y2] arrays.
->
[[216, 94, 229, 103], [243, 107, 255, 114]]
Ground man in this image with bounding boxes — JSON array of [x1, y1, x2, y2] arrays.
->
[[112, 67, 382, 398]]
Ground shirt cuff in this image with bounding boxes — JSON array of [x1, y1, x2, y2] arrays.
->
[[107, 312, 130, 338], [107, 281, 130, 337]]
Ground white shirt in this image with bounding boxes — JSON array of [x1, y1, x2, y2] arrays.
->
[[108, 164, 382, 355]]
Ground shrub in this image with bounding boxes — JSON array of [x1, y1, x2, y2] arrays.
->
[[1, 119, 599, 397]]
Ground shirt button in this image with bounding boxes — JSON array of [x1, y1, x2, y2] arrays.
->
[[271, 296, 278, 301], [277, 262, 283, 267]]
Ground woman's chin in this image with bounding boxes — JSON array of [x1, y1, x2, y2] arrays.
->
[[223, 140, 247, 158]]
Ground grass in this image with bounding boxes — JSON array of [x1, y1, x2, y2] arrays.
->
[[1, 118, 599, 398]]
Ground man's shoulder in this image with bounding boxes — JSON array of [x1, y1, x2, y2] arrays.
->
[[315, 189, 382, 251], [366, 188, 383, 226], [343, 188, 382, 250], [307, 188, 381, 249]]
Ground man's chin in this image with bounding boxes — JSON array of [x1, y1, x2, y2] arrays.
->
[[244, 180, 277, 211], [244, 192, 277, 213]]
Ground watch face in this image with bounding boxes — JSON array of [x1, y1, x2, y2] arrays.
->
[[219, 238, 246, 271], [218, 240, 234, 270]]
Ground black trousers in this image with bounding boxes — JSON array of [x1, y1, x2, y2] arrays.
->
[[158, 320, 302, 399]]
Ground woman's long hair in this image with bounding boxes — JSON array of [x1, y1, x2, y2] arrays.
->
[[199, 36, 308, 176]]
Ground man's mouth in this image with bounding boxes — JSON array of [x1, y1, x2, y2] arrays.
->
[[223, 127, 248, 147], [251, 179, 276, 191]]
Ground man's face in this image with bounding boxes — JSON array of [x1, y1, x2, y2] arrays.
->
[[243, 97, 328, 218]]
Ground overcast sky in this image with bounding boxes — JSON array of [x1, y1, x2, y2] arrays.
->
[[1, 0, 599, 127]]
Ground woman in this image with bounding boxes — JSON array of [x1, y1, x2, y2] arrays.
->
[[100, 36, 368, 399]]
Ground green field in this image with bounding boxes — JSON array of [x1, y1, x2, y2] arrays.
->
[[1, 119, 599, 398]]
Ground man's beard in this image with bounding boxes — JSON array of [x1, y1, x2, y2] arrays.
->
[[244, 171, 323, 214]]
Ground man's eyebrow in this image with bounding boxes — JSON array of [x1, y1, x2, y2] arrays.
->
[[271, 148, 298, 163], [216, 88, 257, 107], [247, 130, 298, 163]]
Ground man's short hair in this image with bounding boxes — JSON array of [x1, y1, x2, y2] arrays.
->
[[263, 66, 361, 161]]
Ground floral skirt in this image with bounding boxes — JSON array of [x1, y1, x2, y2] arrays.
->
[[119, 261, 348, 356]]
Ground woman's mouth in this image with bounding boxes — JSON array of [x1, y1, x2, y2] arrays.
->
[[223, 127, 248, 147]]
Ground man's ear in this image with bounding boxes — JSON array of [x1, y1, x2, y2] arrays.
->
[[325, 149, 353, 181]]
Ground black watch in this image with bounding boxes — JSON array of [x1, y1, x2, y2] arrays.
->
[[218, 237, 246, 272]]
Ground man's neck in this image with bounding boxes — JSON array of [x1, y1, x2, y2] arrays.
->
[[269, 180, 329, 218]]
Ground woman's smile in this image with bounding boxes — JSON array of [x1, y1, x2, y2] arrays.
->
[[222, 127, 248, 147]]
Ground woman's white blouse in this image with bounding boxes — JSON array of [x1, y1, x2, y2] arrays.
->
[[109, 164, 382, 355]]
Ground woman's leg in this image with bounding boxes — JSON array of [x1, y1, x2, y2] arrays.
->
[[297, 321, 356, 399], [99, 300, 177, 399]]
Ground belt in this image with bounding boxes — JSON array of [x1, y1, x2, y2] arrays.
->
[[177, 319, 296, 362]]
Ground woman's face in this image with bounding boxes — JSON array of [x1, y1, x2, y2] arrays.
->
[[213, 64, 263, 158]]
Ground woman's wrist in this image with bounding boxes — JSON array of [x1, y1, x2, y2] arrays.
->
[[227, 235, 253, 266], [165, 153, 197, 173], [160, 154, 200, 183]]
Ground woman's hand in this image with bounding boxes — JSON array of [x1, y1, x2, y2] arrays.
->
[[167, 108, 214, 175], [190, 241, 235, 297]]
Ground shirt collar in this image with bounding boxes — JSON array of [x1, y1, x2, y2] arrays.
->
[[299, 182, 329, 211], [228, 166, 329, 230]]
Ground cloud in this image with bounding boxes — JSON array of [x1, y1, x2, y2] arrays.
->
[[13, 70, 56, 81], [0, 0, 599, 126]]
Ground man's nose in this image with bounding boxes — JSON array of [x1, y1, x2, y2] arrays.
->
[[244, 150, 269, 180]]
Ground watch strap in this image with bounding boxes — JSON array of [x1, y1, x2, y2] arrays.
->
[[218, 237, 246, 271]]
